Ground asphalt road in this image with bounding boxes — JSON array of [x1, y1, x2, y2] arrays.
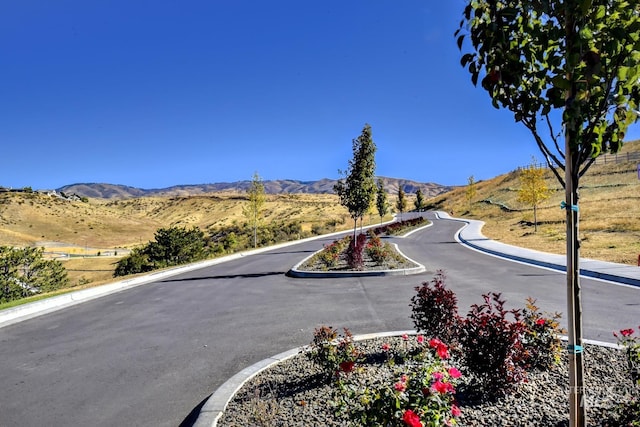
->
[[1, 214, 638, 426]]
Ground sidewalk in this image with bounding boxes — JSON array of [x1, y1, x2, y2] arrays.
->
[[436, 211, 640, 288]]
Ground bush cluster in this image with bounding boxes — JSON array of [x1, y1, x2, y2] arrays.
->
[[410, 273, 564, 400], [329, 334, 462, 427], [365, 231, 391, 265], [115, 220, 313, 277], [114, 226, 207, 276], [372, 217, 427, 236], [306, 326, 360, 381]]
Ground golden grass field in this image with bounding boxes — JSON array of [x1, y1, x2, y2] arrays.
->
[[1, 140, 638, 291]]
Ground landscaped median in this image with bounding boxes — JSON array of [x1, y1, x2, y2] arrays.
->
[[287, 219, 430, 278]]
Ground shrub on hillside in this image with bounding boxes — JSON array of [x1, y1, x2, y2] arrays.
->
[[0, 246, 68, 303]]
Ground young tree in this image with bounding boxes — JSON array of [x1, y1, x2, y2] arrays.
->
[[465, 175, 477, 212], [243, 171, 266, 248], [395, 186, 407, 221], [457, 2, 640, 425], [375, 179, 389, 224], [414, 188, 425, 212], [334, 124, 377, 240], [517, 158, 553, 232]]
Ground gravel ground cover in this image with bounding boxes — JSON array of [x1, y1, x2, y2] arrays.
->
[[216, 336, 635, 427]]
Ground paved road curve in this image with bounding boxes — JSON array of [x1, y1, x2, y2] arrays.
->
[[1, 214, 638, 426]]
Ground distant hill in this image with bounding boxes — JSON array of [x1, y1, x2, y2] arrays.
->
[[58, 177, 453, 199]]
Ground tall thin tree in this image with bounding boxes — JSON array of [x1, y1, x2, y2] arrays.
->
[[457, 2, 640, 425], [243, 171, 266, 248], [396, 186, 407, 221], [414, 188, 425, 212], [334, 124, 377, 240], [376, 179, 389, 225]]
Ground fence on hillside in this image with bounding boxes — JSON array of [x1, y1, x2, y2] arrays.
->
[[517, 150, 640, 172]]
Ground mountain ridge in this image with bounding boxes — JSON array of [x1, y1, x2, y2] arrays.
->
[[57, 177, 454, 199]]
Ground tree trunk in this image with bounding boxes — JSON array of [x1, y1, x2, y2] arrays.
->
[[565, 136, 586, 427], [533, 205, 538, 233]]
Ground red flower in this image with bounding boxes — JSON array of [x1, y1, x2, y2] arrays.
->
[[402, 409, 422, 427], [416, 335, 424, 344], [451, 404, 462, 417], [621, 328, 635, 337], [339, 361, 355, 373], [381, 343, 391, 351], [536, 318, 546, 326], [432, 380, 454, 394], [429, 338, 450, 359], [402, 333, 409, 341], [448, 367, 462, 379], [432, 371, 444, 381], [394, 381, 407, 392]]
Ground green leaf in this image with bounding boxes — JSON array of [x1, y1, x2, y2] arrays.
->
[[460, 53, 474, 67], [579, 27, 593, 40], [552, 75, 571, 90]]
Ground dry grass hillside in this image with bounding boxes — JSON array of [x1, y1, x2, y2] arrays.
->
[[426, 140, 640, 266], [0, 192, 360, 286], [1, 140, 638, 291]]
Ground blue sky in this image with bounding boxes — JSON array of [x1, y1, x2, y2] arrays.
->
[[2, 1, 639, 190]]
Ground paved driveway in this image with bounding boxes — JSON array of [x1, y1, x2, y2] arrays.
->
[[0, 214, 637, 426]]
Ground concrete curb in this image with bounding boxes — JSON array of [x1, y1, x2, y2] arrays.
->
[[287, 242, 426, 278], [435, 212, 640, 288], [193, 331, 622, 427], [0, 228, 373, 329], [194, 330, 416, 427]]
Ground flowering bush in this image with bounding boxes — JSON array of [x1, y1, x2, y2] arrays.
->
[[410, 271, 462, 346], [606, 327, 640, 426], [335, 335, 462, 427], [316, 236, 350, 269], [306, 325, 360, 381], [614, 326, 640, 387], [365, 232, 390, 265], [460, 292, 527, 399], [520, 297, 564, 370]]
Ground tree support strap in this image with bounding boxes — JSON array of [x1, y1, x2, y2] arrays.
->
[[560, 201, 579, 212]]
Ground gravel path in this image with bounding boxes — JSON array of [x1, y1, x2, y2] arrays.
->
[[217, 336, 636, 427]]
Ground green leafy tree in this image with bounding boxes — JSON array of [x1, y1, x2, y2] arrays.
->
[[414, 188, 425, 211], [517, 158, 553, 232], [375, 179, 389, 224], [456, 1, 640, 424], [0, 246, 68, 303], [243, 171, 266, 248], [465, 175, 477, 212], [146, 226, 206, 267], [395, 186, 407, 221], [334, 124, 377, 240]]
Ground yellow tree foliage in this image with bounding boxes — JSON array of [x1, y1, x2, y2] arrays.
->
[[517, 162, 552, 232]]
